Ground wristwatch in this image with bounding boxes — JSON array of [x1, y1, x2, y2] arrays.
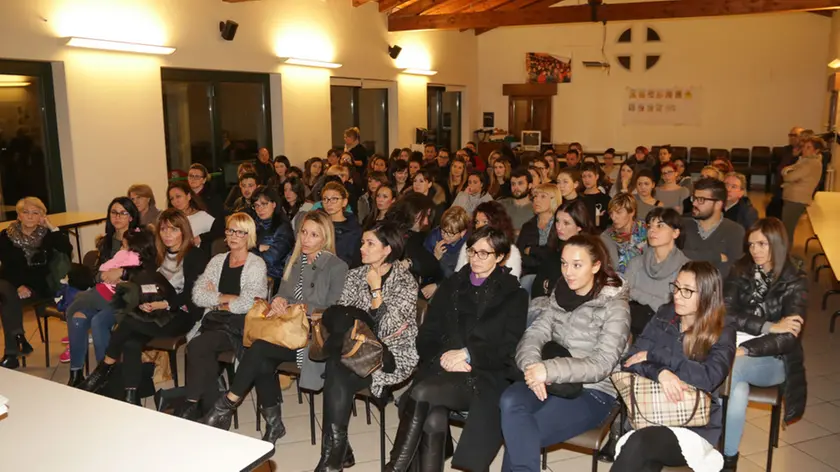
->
[[371, 288, 382, 299]]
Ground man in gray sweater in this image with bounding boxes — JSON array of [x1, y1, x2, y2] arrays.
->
[[681, 178, 745, 278]]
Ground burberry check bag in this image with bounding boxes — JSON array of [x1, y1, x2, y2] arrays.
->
[[610, 372, 711, 429]]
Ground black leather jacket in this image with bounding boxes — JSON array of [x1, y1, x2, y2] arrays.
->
[[724, 259, 808, 424]]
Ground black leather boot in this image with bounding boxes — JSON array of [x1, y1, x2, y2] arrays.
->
[[344, 444, 356, 469], [174, 400, 202, 421], [722, 453, 739, 472], [315, 424, 350, 472], [201, 395, 242, 431], [418, 431, 447, 472], [78, 361, 116, 393], [67, 369, 84, 387], [259, 404, 287, 444], [0, 355, 19, 369], [125, 389, 141, 406], [385, 398, 430, 472], [16, 334, 33, 355]]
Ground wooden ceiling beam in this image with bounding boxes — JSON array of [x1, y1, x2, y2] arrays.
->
[[389, 0, 840, 31], [423, 0, 485, 15], [352, 0, 377, 5], [379, 0, 415, 12], [461, 0, 521, 14], [392, 0, 447, 17]]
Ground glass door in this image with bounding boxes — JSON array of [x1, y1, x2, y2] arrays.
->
[[427, 86, 461, 151]]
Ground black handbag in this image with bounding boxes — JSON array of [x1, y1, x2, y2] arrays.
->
[[200, 310, 245, 337]]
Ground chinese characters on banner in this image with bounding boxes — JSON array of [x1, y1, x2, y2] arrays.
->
[[526, 53, 572, 84], [623, 87, 702, 126]]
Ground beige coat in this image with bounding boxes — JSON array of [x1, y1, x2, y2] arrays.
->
[[782, 154, 823, 205]]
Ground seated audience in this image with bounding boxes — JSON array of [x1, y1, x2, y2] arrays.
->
[[363, 185, 396, 229], [609, 162, 636, 197], [672, 157, 693, 190], [127, 184, 160, 228], [562, 149, 581, 171], [314, 221, 418, 471], [179, 213, 268, 419], [626, 145, 655, 173], [357, 171, 388, 223], [443, 155, 468, 205], [681, 177, 745, 278], [0, 197, 72, 369], [613, 261, 735, 472], [78, 210, 208, 403], [251, 186, 295, 282], [500, 235, 630, 471], [723, 172, 758, 231], [602, 149, 619, 184], [530, 199, 595, 301], [387, 226, 528, 472], [390, 160, 411, 196], [456, 201, 523, 279], [712, 156, 735, 175], [498, 168, 535, 236], [368, 154, 388, 175], [282, 177, 313, 232], [653, 145, 672, 183], [601, 193, 647, 274], [224, 162, 257, 211], [489, 158, 512, 199], [452, 171, 493, 215], [423, 206, 469, 283], [268, 155, 290, 192], [412, 169, 447, 227], [187, 163, 225, 219], [581, 162, 611, 230], [202, 211, 347, 441], [517, 183, 562, 284], [385, 193, 442, 297], [230, 172, 260, 216], [656, 162, 690, 214], [530, 157, 552, 184], [624, 208, 690, 336], [303, 157, 324, 193], [167, 181, 219, 249], [781, 135, 825, 245], [321, 182, 363, 268], [254, 148, 274, 185], [701, 165, 724, 181], [634, 169, 663, 220], [722, 217, 807, 470], [555, 168, 581, 204]]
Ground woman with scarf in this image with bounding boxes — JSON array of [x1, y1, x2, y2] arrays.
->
[[601, 193, 647, 274], [250, 186, 295, 284], [0, 197, 72, 368], [421, 206, 470, 299]]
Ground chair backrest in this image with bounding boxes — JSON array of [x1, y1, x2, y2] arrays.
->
[[710, 148, 730, 160], [210, 238, 228, 257], [689, 147, 709, 164], [730, 148, 750, 164], [671, 146, 688, 160], [751, 146, 771, 157], [82, 250, 100, 270]]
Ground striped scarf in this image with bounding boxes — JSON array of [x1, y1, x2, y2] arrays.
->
[[295, 251, 320, 367]]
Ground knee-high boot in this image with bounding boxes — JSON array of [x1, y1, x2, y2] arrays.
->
[[385, 397, 430, 472], [418, 431, 447, 472]]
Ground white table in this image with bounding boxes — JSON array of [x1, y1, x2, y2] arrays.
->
[[0, 369, 274, 471]]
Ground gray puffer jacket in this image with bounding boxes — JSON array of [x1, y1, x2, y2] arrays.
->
[[516, 283, 631, 398], [625, 245, 690, 312]]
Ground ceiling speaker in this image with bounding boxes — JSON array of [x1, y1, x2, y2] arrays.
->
[[219, 20, 239, 41], [388, 45, 402, 60]]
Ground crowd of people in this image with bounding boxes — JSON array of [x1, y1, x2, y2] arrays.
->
[[0, 125, 824, 472]]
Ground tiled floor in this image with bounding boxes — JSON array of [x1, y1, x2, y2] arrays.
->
[[5, 191, 840, 472]]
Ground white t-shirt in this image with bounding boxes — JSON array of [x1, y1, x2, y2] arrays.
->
[[187, 210, 215, 237]]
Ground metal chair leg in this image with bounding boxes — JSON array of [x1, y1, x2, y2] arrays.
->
[[541, 448, 547, 470], [296, 377, 303, 404], [168, 349, 179, 387], [225, 363, 239, 430], [35, 307, 45, 344], [805, 235, 819, 254], [590, 451, 598, 472], [814, 264, 831, 282], [379, 405, 386, 472], [823, 290, 840, 310], [831, 310, 840, 333], [365, 397, 372, 425], [351, 400, 357, 417], [309, 391, 316, 445], [43, 316, 51, 368], [812, 252, 826, 269]]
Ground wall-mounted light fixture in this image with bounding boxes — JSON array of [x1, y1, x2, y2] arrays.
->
[[830, 59, 840, 69], [66, 37, 176, 55], [401, 68, 437, 76], [0, 82, 31, 88], [281, 57, 342, 69]]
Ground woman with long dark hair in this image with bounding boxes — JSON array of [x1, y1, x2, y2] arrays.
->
[[168, 181, 219, 249], [363, 186, 396, 230], [721, 218, 807, 470], [455, 201, 522, 278], [251, 186, 295, 281], [386, 227, 528, 472], [612, 261, 736, 472], [452, 171, 493, 215], [444, 155, 468, 205], [187, 163, 224, 219], [303, 157, 324, 192], [500, 235, 630, 471], [281, 177, 312, 232]]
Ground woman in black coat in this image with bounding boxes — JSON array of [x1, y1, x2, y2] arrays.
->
[[386, 226, 528, 472], [721, 217, 807, 470], [0, 197, 72, 368], [384, 193, 442, 298]]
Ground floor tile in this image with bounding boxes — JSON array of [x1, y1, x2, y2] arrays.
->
[[794, 434, 840, 470], [745, 445, 837, 472], [748, 416, 833, 445], [802, 402, 840, 434]]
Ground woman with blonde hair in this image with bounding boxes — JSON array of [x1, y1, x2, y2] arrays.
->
[[127, 184, 160, 227], [444, 155, 468, 205], [700, 165, 724, 181], [613, 261, 735, 472], [517, 183, 562, 279], [178, 212, 268, 421], [202, 211, 348, 443], [0, 197, 72, 368], [489, 158, 512, 199]]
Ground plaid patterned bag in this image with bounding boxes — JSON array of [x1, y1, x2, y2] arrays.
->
[[610, 372, 711, 429]]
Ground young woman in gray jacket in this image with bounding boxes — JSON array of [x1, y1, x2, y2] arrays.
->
[[500, 234, 631, 472]]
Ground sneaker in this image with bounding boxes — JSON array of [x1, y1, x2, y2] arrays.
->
[[59, 347, 70, 364], [61, 336, 69, 345]]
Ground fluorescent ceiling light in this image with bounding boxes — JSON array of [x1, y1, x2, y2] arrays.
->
[[830, 59, 840, 69], [0, 82, 30, 87], [402, 68, 438, 76], [281, 57, 342, 69], [66, 37, 175, 55]]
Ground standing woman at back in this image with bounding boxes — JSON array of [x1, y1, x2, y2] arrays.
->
[[344, 127, 367, 176]]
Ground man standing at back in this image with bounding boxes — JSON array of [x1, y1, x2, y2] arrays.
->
[[254, 147, 274, 185], [681, 177, 745, 278], [499, 168, 535, 237], [767, 126, 803, 218]]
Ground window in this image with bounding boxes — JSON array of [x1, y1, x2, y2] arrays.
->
[[161, 69, 271, 183], [427, 86, 461, 152], [330, 85, 389, 157], [0, 59, 64, 219]]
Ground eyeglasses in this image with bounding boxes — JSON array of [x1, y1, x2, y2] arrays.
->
[[441, 229, 460, 239], [670, 282, 697, 299], [225, 228, 249, 238], [748, 241, 769, 249], [690, 196, 719, 205], [110, 210, 130, 218], [187, 174, 204, 180], [253, 201, 272, 209], [467, 248, 496, 260], [323, 196, 343, 205]]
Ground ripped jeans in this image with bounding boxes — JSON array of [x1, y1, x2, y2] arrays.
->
[[66, 289, 116, 370]]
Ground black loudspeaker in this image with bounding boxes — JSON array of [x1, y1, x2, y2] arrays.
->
[[219, 20, 239, 41], [388, 45, 402, 59]]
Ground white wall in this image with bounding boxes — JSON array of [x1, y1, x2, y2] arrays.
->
[[477, 13, 831, 152], [0, 0, 478, 251]]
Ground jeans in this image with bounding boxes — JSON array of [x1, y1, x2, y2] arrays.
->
[[66, 289, 116, 369], [781, 201, 807, 246], [500, 382, 614, 472], [520, 274, 537, 299], [723, 354, 786, 456]]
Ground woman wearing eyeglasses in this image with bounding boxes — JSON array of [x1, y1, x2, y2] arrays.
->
[[250, 186, 295, 284], [179, 212, 268, 420], [655, 162, 690, 214], [612, 261, 735, 472], [0, 197, 72, 369], [501, 235, 629, 472], [168, 181, 220, 250], [720, 218, 807, 471], [187, 163, 225, 220], [321, 181, 362, 268], [386, 226, 527, 472]]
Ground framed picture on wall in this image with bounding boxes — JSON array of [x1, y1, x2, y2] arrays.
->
[[483, 112, 494, 128]]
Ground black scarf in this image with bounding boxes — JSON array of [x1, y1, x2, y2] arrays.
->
[[554, 277, 594, 312], [7, 222, 48, 266]]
